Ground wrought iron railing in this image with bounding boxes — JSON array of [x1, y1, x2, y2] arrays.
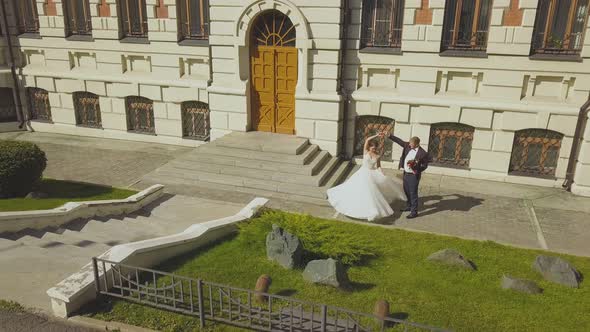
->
[[530, 0, 589, 56], [508, 129, 563, 178], [74, 92, 102, 128], [27, 88, 52, 121], [428, 123, 474, 169], [440, 0, 493, 52], [360, 0, 404, 49], [13, 0, 39, 34], [178, 0, 210, 40], [181, 101, 210, 141], [64, 0, 93, 36], [354, 116, 396, 161], [125, 96, 155, 134], [118, 0, 148, 38], [92, 258, 447, 332]]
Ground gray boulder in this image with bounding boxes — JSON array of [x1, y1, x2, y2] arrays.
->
[[533, 255, 581, 288], [303, 258, 349, 288], [501, 275, 542, 294], [25, 191, 48, 199], [266, 224, 302, 269], [427, 249, 475, 270]]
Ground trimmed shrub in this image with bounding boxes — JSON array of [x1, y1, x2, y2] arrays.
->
[[0, 140, 47, 197]]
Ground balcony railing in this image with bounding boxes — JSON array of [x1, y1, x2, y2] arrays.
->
[[14, 0, 39, 34], [64, 0, 93, 36]]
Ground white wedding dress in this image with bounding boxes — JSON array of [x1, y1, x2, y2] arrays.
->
[[327, 153, 405, 221]]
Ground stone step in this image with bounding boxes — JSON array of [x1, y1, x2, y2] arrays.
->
[[41, 230, 112, 253], [196, 143, 319, 165], [214, 132, 309, 155], [18, 235, 106, 258], [0, 237, 22, 251], [234, 186, 331, 207], [324, 160, 354, 189], [174, 148, 330, 176], [61, 229, 125, 247], [121, 215, 187, 236], [80, 219, 157, 243], [159, 154, 340, 188]]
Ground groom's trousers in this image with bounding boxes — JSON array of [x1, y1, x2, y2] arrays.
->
[[403, 172, 420, 214]]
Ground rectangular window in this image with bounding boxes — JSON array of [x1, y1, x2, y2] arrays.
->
[[126, 96, 155, 134], [178, 0, 210, 41], [441, 0, 493, 53], [428, 123, 475, 168], [0, 88, 17, 123], [64, 0, 93, 37], [509, 129, 563, 178], [27, 88, 52, 122], [13, 0, 39, 34], [118, 0, 148, 38], [361, 0, 404, 49], [531, 0, 589, 56]]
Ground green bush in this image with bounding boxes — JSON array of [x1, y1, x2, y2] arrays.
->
[[0, 140, 47, 197]]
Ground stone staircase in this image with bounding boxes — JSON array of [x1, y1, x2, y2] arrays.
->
[[141, 132, 354, 206], [0, 195, 244, 313]]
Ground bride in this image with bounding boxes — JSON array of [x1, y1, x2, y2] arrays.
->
[[327, 133, 405, 221]]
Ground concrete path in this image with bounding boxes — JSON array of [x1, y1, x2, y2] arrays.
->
[[4, 132, 588, 258], [0, 194, 245, 314], [0, 309, 99, 332]]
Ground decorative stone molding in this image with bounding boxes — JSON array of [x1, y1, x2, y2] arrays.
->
[[46, 197, 269, 318], [503, 0, 523, 26], [0, 185, 165, 234]]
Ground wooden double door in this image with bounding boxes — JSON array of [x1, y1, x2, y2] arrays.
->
[[250, 45, 298, 134]]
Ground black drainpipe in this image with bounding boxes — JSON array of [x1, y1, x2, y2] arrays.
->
[[0, 0, 26, 129], [337, 0, 350, 159], [563, 97, 590, 191]]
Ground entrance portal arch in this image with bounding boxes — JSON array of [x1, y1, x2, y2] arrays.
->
[[249, 10, 298, 134]]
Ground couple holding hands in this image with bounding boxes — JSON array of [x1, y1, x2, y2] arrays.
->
[[327, 132, 430, 222]]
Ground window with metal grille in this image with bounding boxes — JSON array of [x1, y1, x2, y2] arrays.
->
[[428, 123, 474, 168], [354, 116, 396, 160], [181, 101, 210, 141], [126, 96, 155, 134], [118, 0, 148, 38], [13, 0, 39, 34], [441, 0, 493, 52], [177, 0, 209, 41], [74, 92, 102, 128], [509, 129, 563, 178], [63, 0, 93, 36], [361, 0, 404, 49], [27, 88, 52, 121], [0, 88, 17, 123], [531, 0, 589, 56]]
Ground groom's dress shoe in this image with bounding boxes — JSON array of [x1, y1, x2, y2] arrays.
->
[[406, 213, 418, 219], [400, 207, 411, 212]]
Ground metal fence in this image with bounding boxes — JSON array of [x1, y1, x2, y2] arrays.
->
[[93, 258, 447, 332]]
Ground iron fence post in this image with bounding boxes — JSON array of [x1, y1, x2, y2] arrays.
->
[[197, 279, 205, 328], [92, 257, 100, 294], [321, 305, 327, 332]]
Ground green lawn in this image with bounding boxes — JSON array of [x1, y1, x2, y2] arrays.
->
[[0, 179, 137, 212], [84, 209, 590, 332]]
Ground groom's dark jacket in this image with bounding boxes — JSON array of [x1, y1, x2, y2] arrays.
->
[[389, 135, 431, 178]]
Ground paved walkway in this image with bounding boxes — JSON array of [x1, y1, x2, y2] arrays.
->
[[3, 132, 589, 258], [0, 309, 99, 332]]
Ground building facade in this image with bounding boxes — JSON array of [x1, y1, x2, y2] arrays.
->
[[0, 0, 589, 196]]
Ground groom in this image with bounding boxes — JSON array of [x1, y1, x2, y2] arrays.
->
[[380, 132, 430, 219]]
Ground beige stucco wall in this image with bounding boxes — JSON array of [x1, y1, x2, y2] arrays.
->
[[1, 0, 590, 193], [343, 0, 590, 189]]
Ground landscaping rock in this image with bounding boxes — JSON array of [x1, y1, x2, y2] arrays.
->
[[533, 255, 581, 288], [254, 274, 272, 304], [501, 275, 543, 294], [302, 258, 349, 288], [24, 191, 48, 199], [266, 224, 303, 269], [427, 249, 475, 270]]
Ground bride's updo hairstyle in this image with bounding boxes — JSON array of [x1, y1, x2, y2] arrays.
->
[[368, 139, 380, 151]]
